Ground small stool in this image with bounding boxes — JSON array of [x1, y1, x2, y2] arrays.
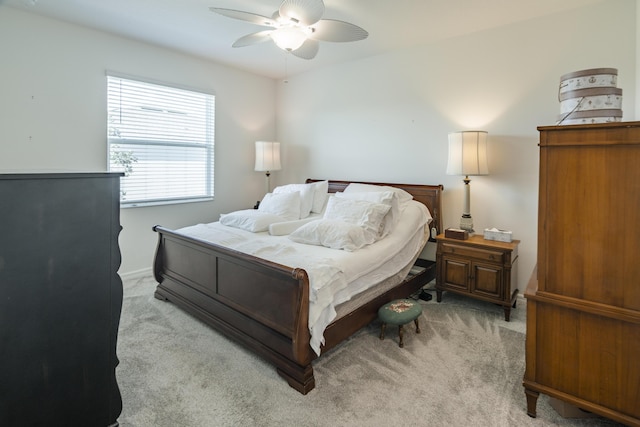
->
[[378, 299, 422, 348]]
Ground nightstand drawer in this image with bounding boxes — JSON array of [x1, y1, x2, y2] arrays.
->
[[440, 243, 504, 263]]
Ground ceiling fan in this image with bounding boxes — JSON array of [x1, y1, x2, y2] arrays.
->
[[210, 0, 368, 60]]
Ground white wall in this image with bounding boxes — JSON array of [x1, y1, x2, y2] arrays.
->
[[277, 0, 637, 293], [1, 1, 636, 285], [637, 0, 640, 115], [0, 8, 277, 276]]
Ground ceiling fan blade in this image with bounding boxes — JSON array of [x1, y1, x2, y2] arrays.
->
[[209, 7, 276, 27], [279, 0, 325, 26], [290, 39, 319, 60], [310, 19, 368, 42], [232, 30, 273, 48]]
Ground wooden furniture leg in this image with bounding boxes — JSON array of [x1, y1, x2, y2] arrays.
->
[[525, 388, 539, 418], [414, 318, 420, 333], [379, 323, 386, 340], [398, 325, 404, 348]]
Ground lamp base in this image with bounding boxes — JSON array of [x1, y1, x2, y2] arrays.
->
[[265, 171, 271, 194], [459, 177, 475, 234], [459, 214, 475, 234]]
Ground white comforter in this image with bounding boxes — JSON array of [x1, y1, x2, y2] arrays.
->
[[176, 200, 431, 355]]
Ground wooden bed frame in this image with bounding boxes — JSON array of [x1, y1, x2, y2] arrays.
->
[[152, 179, 443, 394]]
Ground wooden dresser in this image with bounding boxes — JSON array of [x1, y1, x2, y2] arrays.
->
[[0, 173, 123, 427], [524, 123, 640, 426]]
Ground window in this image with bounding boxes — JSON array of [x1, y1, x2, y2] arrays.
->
[[107, 73, 215, 207]]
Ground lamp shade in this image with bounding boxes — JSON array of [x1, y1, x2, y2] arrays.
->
[[446, 131, 489, 176], [270, 27, 308, 51], [254, 141, 281, 172]]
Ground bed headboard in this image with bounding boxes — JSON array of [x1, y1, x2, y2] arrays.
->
[[305, 179, 444, 239]]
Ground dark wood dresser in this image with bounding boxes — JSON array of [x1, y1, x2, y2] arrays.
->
[[524, 123, 640, 426], [0, 173, 123, 427]]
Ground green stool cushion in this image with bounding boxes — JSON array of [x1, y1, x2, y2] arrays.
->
[[378, 299, 422, 325]]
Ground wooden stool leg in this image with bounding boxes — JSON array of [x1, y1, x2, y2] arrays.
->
[[398, 325, 404, 348], [414, 318, 420, 334], [380, 323, 386, 340]]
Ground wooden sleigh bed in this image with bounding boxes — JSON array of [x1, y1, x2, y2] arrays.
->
[[152, 179, 443, 394]]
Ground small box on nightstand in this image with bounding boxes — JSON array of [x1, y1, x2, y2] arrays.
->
[[444, 228, 469, 240], [483, 228, 513, 242]]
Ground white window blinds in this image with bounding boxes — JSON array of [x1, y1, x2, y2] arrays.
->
[[107, 74, 215, 206]]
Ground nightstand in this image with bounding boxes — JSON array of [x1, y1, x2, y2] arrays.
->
[[435, 234, 519, 321]]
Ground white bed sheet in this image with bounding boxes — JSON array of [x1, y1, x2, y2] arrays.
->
[[176, 200, 431, 355]]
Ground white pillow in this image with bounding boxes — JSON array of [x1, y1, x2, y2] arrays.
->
[[323, 196, 391, 237], [258, 192, 301, 221], [344, 183, 413, 211], [273, 183, 315, 218], [268, 216, 318, 236], [288, 219, 376, 251], [335, 190, 399, 237], [310, 180, 329, 213], [220, 209, 285, 233]]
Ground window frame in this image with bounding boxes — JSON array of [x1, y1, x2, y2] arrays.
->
[[106, 72, 215, 208]]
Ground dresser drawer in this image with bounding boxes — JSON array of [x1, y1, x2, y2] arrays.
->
[[440, 242, 504, 263]]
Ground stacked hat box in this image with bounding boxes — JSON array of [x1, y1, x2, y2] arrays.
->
[[557, 67, 622, 125]]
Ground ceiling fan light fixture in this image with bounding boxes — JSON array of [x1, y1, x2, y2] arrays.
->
[[270, 26, 309, 51], [211, 0, 367, 60]]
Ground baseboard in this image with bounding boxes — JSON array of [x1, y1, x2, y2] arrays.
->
[[119, 267, 153, 281]]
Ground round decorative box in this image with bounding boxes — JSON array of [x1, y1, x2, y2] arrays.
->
[[557, 67, 623, 125], [559, 87, 623, 114], [559, 67, 618, 94], [557, 109, 622, 125]]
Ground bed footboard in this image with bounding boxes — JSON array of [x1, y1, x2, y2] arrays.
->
[[152, 225, 316, 394]]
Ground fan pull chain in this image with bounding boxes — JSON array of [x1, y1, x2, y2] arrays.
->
[[283, 53, 289, 84]]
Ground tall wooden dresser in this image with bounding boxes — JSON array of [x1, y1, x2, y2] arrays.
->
[[524, 123, 640, 426], [0, 173, 123, 427]]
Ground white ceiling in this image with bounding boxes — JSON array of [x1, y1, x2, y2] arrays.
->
[[3, 0, 605, 79]]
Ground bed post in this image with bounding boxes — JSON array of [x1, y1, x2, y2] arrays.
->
[[277, 267, 315, 394]]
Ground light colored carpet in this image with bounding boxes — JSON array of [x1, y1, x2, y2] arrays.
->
[[116, 276, 623, 427]]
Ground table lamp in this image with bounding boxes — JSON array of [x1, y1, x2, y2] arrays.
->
[[446, 131, 489, 233], [255, 141, 281, 194]]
